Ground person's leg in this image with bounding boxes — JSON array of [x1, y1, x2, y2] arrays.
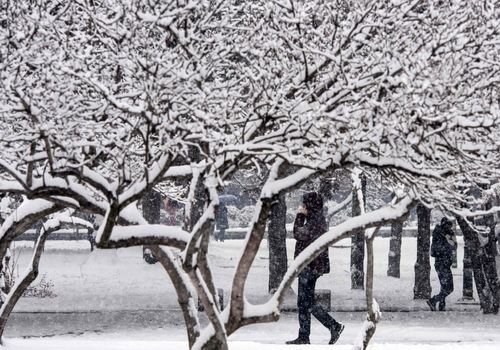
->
[[427, 263, 439, 311], [311, 304, 340, 328], [297, 271, 315, 340], [311, 285, 341, 329], [307, 273, 344, 344], [287, 271, 314, 344], [219, 228, 225, 242], [311, 301, 344, 344], [435, 261, 453, 310]]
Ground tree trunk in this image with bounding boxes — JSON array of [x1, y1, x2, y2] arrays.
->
[[387, 217, 404, 278], [462, 239, 474, 300], [185, 145, 207, 232], [354, 227, 381, 350], [413, 203, 431, 299], [456, 217, 489, 309], [457, 215, 499, 313], [351, 174, 366, 290], [267, 193, 287, 293], [149, 245, 200, 348], [0, 221, 56, 341]]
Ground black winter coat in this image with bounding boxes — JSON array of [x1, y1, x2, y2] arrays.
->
[[431, 222, 456, 264], [293, 207, 330, 275]]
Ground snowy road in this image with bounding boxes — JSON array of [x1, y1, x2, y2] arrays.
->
[[6, 310, 500, 346], [6, 239, 499, 349]]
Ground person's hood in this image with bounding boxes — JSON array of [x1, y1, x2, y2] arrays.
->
[[303, 192, 324, 213], [441, 217, 452, 228]]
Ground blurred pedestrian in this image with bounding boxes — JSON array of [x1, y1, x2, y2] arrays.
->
[[286, 192, 344, 345], [428, 217, 457, 311], [215, 203, 228, 242], [162, 196, 181, 225]]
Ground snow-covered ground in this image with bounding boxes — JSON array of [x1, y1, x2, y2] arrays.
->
[[3, 236, 499, 349]]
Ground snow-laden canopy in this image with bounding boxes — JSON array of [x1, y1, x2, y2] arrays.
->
[[0, 1, 499, 349]]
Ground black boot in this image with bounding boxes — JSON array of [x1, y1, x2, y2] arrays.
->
[[329, 323, 344, 345], [438, 300, 446, 311], [286, 337, 310, 345], [426, 298, 437, 311]]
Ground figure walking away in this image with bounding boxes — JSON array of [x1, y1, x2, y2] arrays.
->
[[428, 217, 457, 311], [286, 192, 344, 345], [215, 203, 228, 242]]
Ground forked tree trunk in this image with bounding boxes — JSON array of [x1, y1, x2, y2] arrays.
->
[[0, 225, 51, 341], [267, 193, 287, 293], [413, 203, 431, 299], [456, 216, 499, 313]]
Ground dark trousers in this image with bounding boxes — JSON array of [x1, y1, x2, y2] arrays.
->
[[432, 259, 454, 304], [215, 228, 225, 242], [297, 270, 339, 338]]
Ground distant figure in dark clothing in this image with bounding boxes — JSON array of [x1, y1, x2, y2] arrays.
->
[[428, 217, 457, 311], [162, 196, 182, 225], [141, 190, 162, 264], [215, 203, 228, 242], [286, 192, 344, 345]]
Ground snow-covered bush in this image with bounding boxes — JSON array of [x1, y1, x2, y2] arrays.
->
[[23, 275, 56, 299], [227, 206, 254, 228]]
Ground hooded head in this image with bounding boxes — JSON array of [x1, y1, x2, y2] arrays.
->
[[441, 217, 452, 228], [302, 192, 324, 214]]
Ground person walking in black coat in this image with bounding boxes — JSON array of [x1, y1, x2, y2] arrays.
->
[[427, 217, 457, 311], [286, 192, 344, 345]]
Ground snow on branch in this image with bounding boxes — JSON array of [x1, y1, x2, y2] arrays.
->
[[118, 153, 175, 208], [107, 224, 189, 250], [355, 153, 447, 179], [260, 159, 333, 199], [0, 199, 60, 240]]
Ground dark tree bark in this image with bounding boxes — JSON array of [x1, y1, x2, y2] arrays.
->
[[0, 228, 48, 342], [413, 203, 431, 299], [0, 218, 89, 342], [462, 239, 474, 300], [457, 216, 499, 313], [267, 192, 287, 293], [456, 216, 488, 309], [359, 227, 381, 350], [387, 216, 404, 278], [351, 175, 366, 290], [149, 245, 200, 348]]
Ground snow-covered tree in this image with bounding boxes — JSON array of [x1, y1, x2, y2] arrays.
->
[[1, 1, 500, 349]]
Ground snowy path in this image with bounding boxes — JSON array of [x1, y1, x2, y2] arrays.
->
[[4, 237, 499, 349], [3, 310, 500, 349]]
